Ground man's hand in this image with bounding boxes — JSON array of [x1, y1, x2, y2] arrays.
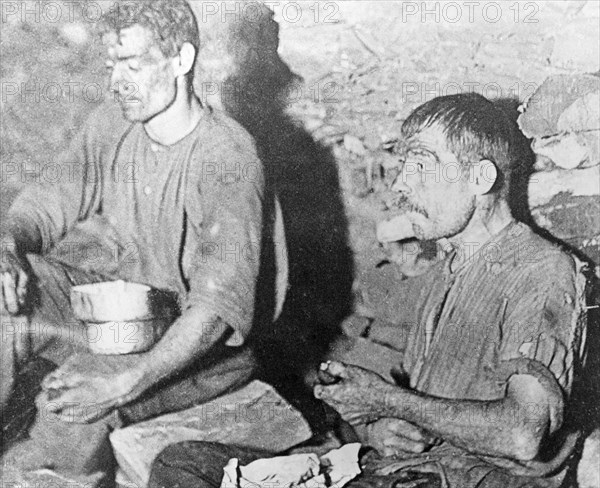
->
[[313, 361, 394, 426], [1, 234, 30, 315], [365, 418, 438, 457], [37, 353, 146, 423]]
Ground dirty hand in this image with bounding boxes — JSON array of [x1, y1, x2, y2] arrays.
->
[[37, 353, 146, 423], [365, 418, 439, 457], [1, 235, 30, 315], [314, 361, 393, 425]]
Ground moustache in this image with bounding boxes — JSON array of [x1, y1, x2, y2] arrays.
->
[[387, 195, 429, 219], [406, 201, 429, 219]]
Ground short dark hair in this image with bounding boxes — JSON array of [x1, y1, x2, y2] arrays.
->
[[101, 0, 199, 59], [401, 93, 517, 195]]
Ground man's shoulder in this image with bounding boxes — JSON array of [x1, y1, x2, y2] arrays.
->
[[186, 107, 265, 192], [500, 222, 583, 286], [197, 106, 259, 159]]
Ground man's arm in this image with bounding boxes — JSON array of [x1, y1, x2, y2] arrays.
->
[[1, 124, 103, 313], [3, 104, 126, 254], [122, 309, 230, 401], [315, 361, 560, 462], [379, 372, 553, 461]]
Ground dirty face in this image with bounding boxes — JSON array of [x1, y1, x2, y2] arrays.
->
[[391, 124, 476, 240], [104, 25, 177, 122]]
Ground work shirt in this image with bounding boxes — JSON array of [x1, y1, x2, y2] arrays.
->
[[7, 102, 279, 345], [6, 103, 288, 423], [367, 221, 588, 487]]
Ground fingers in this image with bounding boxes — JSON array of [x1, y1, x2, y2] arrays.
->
[[320, 360, 348, 379], [1, 272, 19, 314], [317, 362, 341, 385], [387, 419, 436, 444], [42, 376, 67, 391], [314, 361, 348, 398], [1, 262, 29, 314], [55, 405, 108, 424], [36, 387, 110, 424], [16, 267, 28, 307], [46, 374, 83, 390], [342, 411, 372, 426], [41, 370, 84, 391], [382, 436, 429, 456], [313, 384, 326, 400]]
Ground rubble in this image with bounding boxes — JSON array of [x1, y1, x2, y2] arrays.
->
[[518, 75, 600, 139], [528, 166, 600, 208], [343, 134, 367, 156], [518, 74, 600, 264]]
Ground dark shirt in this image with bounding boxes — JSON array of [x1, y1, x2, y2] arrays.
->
[[8, 103, 284, 346]]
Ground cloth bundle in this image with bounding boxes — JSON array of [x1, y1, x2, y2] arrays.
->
[[220, 443, 362, 488]]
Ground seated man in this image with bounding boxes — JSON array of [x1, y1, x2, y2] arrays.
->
[[149, 93, 587, 488], [1, 0, 284, 484]]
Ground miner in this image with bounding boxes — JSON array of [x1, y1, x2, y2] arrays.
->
[[1, 0, 284, 484]]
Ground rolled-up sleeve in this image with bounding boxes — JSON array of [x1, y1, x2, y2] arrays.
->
[[497, 252, 588, 432], [182, 152, 265, 347]]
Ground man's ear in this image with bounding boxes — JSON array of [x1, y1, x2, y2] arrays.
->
[[173, 42, 196, 77], [469, 159, 497, 195]]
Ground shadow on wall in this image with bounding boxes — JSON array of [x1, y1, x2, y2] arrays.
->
[[192, 3, 353, 411]]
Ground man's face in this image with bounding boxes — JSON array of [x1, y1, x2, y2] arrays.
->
[[392, 123, 476, 240], [104, 25, 177, 122]]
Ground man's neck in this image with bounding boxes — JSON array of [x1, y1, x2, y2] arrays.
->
[[144, 85, 203, 146], [444, 197, 514, 270]]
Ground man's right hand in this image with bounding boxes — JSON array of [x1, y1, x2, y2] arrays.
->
[[1, 235, 30, 315], [365, 418, 439, 457]]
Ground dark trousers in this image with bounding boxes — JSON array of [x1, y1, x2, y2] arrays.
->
[[148, 442, 446, 488], [149, 442, 269, 488], [148, 441, 571, 488]]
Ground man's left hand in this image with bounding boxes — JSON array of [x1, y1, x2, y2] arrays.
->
[[37, 353, 146, 423], [313, 361, 394, 425]]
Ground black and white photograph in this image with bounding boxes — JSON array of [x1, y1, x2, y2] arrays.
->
[[1, 1, 599, 487]]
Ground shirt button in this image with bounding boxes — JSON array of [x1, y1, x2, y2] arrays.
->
[[143, 185, 152, 195]]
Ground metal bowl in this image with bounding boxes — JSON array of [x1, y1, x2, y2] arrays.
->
[[71, 280, 177, 322], [84, 318, 172, 355], [70, 280, 178, 355]]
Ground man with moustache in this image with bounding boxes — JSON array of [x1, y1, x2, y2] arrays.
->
[[149, 94, 588, 488], [0, 0, 284, 484]]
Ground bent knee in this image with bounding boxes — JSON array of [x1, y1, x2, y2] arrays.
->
[[149, 441, 235, 488]]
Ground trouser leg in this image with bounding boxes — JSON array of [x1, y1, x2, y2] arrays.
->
[[149, 442, 268, 488], [0, 312, 29, 413], [1, 255, 115, 484]]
